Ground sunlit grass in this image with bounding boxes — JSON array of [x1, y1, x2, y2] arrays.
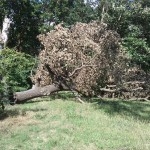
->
[[0, 95, 150, 150]]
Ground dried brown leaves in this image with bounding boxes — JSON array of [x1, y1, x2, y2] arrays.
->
[[31, 21, 149, 99], [32, 21, 125, 96]]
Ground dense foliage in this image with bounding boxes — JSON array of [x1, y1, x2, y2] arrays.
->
[[0, 48, 36, 91], [97, 0, 150, 71], [0, 48, 36, 108], [33, 0, 98, 33]]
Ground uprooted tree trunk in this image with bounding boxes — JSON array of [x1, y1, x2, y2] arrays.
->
[[14, 84, 62, 103], [14, 83, 85, 104], [12, 21, 150, 104]]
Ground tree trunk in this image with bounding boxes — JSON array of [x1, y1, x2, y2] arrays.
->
[[13, 84, 64, 103], [1, 16, 11, 48]]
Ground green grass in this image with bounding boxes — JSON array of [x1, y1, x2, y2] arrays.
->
[[0, 95, 150, 150]]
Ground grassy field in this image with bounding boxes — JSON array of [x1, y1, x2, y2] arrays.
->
[[0, 93, 150, 150]]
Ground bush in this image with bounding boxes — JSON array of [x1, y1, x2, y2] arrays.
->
[[0, 48, 36, 108]]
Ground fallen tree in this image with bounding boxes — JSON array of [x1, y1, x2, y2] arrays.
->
[[12, 21, 149, 104]]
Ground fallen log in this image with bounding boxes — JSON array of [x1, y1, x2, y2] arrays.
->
[[13, 84, 68, 104]]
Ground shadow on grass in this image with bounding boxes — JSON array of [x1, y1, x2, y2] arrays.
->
[[0, 109, 20, 120], [0, 107, 47, 121], [0, 92, 72, 120], [26, 91, 75, 104], [93, 98, 150, 122]]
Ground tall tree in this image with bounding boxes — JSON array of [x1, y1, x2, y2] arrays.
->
[[0, 16, 11, 48], [0, 0, 41, 55]]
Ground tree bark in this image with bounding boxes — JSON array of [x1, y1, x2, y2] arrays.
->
[[13, 84, 64, 103], [1, 16, 11, 48]]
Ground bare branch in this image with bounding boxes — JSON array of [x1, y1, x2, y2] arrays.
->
[[100, 87, 143, 93], [69, 65, 97, 77], [100, 88, 117, 93], [106, 85, 117, 88], [124, 81, 145, 85]]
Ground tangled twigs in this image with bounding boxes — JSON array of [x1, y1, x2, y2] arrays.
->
[[30, 21, 149, 100]]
